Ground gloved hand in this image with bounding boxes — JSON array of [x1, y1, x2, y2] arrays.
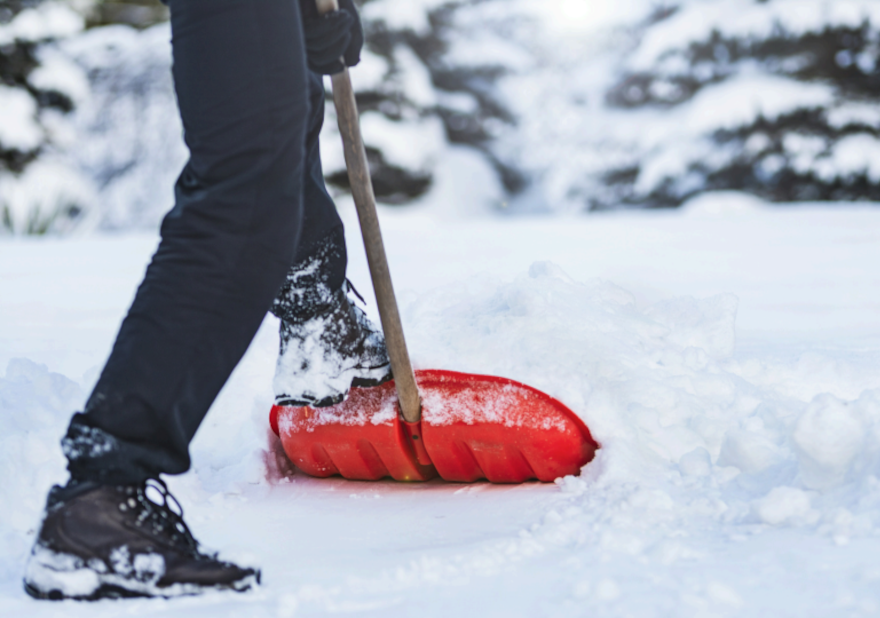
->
[[301, 0, 364, 75]]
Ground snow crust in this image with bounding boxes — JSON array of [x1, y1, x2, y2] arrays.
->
[[278, 388, 398, 433]]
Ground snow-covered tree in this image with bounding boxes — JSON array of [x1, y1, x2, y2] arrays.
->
[[0, 0, 91, 233], [320, 0, 517, 205], [598, 0, 880, 208]]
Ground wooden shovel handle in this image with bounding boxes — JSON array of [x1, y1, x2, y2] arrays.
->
[[315, 0, 422, 423]]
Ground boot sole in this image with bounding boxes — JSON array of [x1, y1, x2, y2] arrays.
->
[[276, 365, 393, 408], [23, 562, 259, 601], [350, 369, 394, 389]]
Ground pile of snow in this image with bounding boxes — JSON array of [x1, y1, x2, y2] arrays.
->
[[0, 359, 82, 582], [404, 261, 880, 543]]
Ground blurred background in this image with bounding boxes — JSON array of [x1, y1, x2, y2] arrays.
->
[[0, 0, 878, 235]]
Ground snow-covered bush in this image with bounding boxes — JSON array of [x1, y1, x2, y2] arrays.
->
[[0, 0, 92, 234], [320, 0, 519, 203], [0, 0, 189, 234], [57, 21, 186, 230]]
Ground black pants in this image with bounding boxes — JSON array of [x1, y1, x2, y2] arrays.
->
[[63, 0, 346, 485]]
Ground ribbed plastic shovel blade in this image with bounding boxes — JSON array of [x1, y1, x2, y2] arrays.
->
[[271, 382, 437, 482], [270, 370, 598, 483], [416, 370, 598, 482]]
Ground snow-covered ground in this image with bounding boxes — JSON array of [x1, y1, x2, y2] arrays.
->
[[3, 194, 880, 616]]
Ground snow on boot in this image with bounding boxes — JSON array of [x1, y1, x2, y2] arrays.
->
[[273, 286, 392, 408], [23, 480, 259, 600], [270, 229, 391, 407]]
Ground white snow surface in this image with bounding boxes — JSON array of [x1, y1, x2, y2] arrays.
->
[[3, 196, 880, 615]]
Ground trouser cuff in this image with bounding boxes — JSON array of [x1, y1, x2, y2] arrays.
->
[[62, 414, 180, 486], [270, 226, 347, 324]]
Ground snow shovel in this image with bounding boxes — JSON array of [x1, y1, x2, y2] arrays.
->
[[269, 0, 598, 483]]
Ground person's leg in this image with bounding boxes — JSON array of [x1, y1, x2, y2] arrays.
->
[[65, 0, 311, 486], [269, 71, 391, 408], [296, 70, 347, 272], [25, 0, 314, 600], [271, 70, 347, 324]]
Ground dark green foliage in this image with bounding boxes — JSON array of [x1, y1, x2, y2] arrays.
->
[[326, 146, 432, 204], [1, 1, 47, 174], [86, 0, 167, 29]]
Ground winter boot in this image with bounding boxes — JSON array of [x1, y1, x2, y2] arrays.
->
[[273, 285, 392, 407], [270, 230, 391, 408], [23, 480, 259, 600]]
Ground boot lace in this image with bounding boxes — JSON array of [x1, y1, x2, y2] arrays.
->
[[345, 279, 366, 305], [122, 479, 200, 555]]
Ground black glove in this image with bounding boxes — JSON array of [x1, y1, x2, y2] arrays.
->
[[301, 0, 364, 75]]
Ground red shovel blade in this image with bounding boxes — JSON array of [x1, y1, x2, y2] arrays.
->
[[271, 381, 437, 482], [271, 369, 598, 483], [416, 370, 598, 482]]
